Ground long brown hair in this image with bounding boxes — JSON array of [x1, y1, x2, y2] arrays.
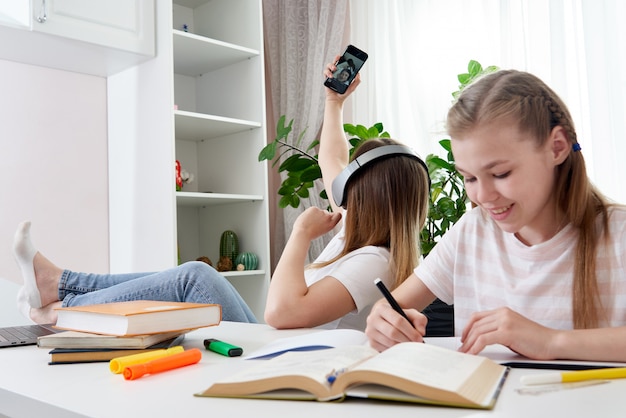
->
[[312, 138, 430, 289], [446, 70, 612, 328]]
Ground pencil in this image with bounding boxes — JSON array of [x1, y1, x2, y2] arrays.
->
[[521, 367, 626, 385]]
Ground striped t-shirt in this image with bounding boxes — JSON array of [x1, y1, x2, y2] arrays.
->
[[416, 206, 626, 336]]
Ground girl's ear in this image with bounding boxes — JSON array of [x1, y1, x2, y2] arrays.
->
[[549, 126, 570, 165]]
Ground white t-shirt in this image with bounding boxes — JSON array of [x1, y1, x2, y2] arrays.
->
[[305, 224, 392, 331], [416, 206, 626, 336]]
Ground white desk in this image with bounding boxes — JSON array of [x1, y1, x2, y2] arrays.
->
[[0, 322, 623, 418]]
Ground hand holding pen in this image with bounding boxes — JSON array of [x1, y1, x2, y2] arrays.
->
[[366, 279, 426, 351], [374, 278, 414, 328]]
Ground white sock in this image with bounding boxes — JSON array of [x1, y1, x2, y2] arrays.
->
[[16, 287, 35, 324], [13, 221, 42, 308]]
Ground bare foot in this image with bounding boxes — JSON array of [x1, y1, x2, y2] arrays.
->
[[29, 301, 62, 325], [32, 252, 63, 307]]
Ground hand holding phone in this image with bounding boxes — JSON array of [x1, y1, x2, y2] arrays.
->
[[324, 44, 368, 94]]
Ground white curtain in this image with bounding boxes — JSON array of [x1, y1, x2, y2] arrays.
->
[[263, 0, 350, 270], [349, 0, 626, 203]]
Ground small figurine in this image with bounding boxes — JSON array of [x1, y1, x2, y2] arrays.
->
[[175, 160, 183, 191], [196, 256, 213, 267], [216, 256, 233, 272]]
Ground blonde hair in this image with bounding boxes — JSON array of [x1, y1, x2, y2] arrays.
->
[[312, 138, 430, 289], [446, 70, 612, 328]]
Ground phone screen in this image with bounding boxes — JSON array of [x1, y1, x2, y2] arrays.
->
[[324, 45, 368, 94]]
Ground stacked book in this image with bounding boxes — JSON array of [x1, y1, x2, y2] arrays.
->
[[37, 300, 222, 364]]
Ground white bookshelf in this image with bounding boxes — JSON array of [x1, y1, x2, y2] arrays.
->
[[171, 0, 270, 320]]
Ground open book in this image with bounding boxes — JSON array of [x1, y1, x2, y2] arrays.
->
[[196, 342, 509, 409]]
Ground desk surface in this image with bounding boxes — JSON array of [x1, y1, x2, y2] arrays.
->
[[1, 322, 624, 418]]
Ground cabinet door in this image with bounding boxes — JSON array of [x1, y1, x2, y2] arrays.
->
[[32, 0, 154, 56], [0, 1, 29, 28]]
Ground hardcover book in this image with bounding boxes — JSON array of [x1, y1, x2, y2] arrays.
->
[[54, 300, 221, 336], [47, 335, 183, 365], [197, 342, 509, 409], [38, 329, 186, 349]]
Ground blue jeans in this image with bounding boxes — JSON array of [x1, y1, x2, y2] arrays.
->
[[58, 261, 257, 323]]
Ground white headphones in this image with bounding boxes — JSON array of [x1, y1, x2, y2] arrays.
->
[[331, 144, 429, 208]]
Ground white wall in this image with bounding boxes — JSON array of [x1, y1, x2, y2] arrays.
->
[[0, 59, 109, 325]]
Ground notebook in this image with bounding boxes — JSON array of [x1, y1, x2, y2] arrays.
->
[[0, 324, 58, 348]]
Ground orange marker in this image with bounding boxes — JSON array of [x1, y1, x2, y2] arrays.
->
[[123, 348, 202, 380], [110, 346, 184, 374]]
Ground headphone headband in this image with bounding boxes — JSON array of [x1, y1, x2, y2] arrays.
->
[[331, 144, 429, 208]]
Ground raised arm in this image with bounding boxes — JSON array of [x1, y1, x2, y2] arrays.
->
[[319, 57, 361, 214], [264, 59, 362, 329]]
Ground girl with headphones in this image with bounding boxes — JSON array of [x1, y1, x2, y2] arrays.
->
[[264, 62, 430, 330]]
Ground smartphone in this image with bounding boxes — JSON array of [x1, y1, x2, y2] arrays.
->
[[324, 44, 368, 94]]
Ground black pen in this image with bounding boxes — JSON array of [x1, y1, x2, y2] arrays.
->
[[374, 278, 414, 328]]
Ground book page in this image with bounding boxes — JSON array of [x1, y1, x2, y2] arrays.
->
[[217, 345, 377, 385], [351, 342, 488, 391], [244, 329, 369, 360]]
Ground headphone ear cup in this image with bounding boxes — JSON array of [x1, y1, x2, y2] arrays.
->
[[332, 166, 354, 208]]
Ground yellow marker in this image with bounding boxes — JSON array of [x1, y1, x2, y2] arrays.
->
[[109, 346, 184, 374], [521, 367, 626, 385]]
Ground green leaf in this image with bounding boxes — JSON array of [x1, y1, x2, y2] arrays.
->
[[277, 184, 293, 195], [343, 124, 358, 135], [296, 187, 310, 198], [295, 125, 308, 147], [355, 124, 369, 139], [439, 139, 452, 152], [283, 176, 302, 187], [427, 156, 454, 172], [300, 165, 322, 182], [367, 126, 380, 138], [278, 195, 291, 208], [484, 65, 499, 74], [458, 73, 471, 85], [348, 137, 362, 148], [258, 141, 277, 162], [467, 60, 483, 77], [279, 155, 316, 172], [275, 116, 293, 141], [438, 197, 457, 217], [307, 139, 320, 151], [373, 122, 384, 133]]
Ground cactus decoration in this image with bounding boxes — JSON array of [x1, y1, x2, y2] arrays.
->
[[235, 252, 258, 271], [219, 230, 239, 270]]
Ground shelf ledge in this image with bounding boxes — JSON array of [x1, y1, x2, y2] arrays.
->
[[174, 110, 261, 141], [176, 192, 264, 207], [222, 270, 266, 278], [173, 29, 259, 76]]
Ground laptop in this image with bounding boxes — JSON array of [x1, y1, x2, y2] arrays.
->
[[0, 324, 58, 348]]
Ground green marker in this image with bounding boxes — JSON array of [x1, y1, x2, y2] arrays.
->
[[203, 338, 243, 357]]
